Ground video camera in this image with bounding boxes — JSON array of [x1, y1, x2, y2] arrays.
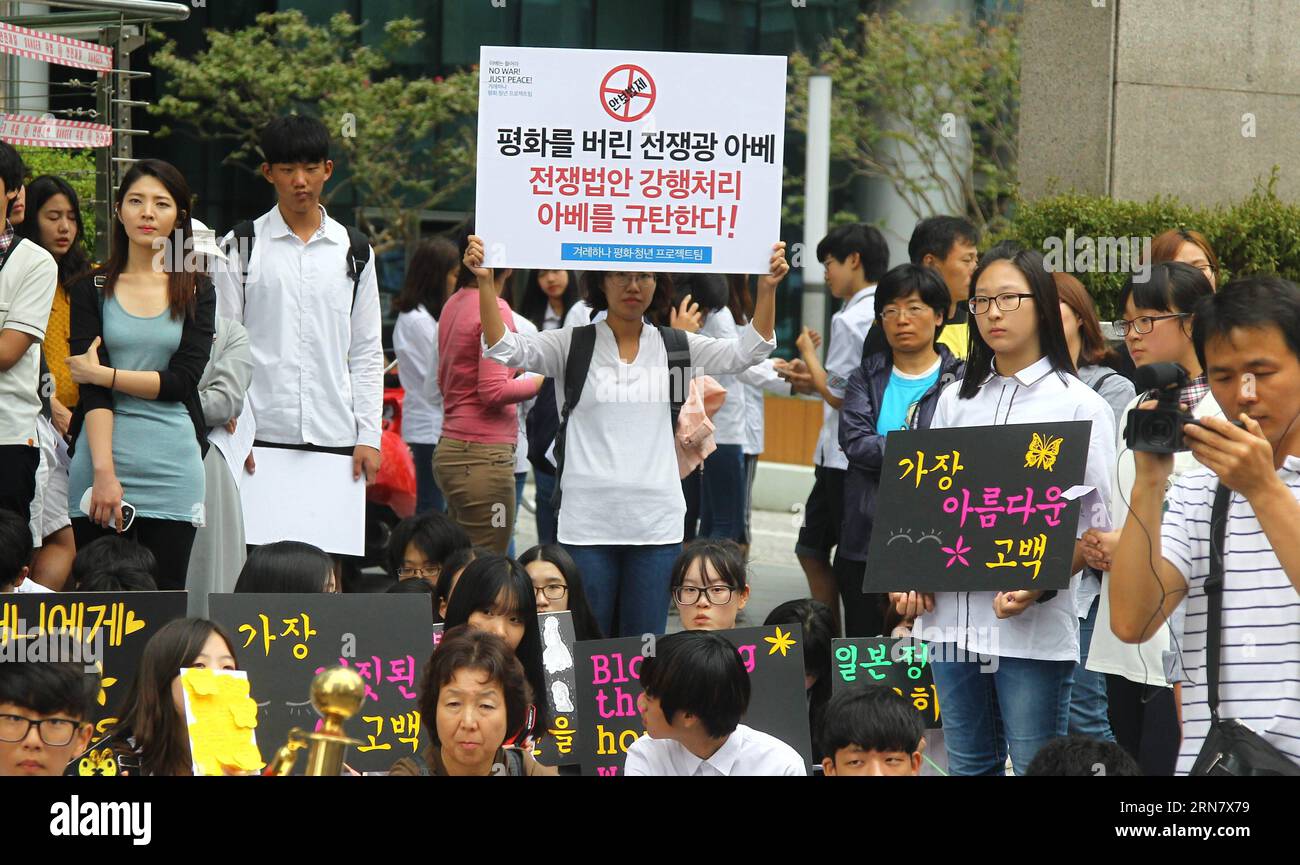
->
[[1124, 362, 1240, 453]]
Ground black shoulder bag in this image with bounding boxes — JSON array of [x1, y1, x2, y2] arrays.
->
[[1190, 483, 1300, 775]]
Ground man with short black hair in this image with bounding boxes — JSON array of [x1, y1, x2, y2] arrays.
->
[[0, 661, 99, 776], [214, 114, 383, 487], [0, 141, 58, 528], [820, 686, 925, 776], [624, 631, 805, 776], [908, 215, 979, 359], [1110, 275, 1300, 774]]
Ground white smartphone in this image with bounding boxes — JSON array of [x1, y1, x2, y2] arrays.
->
[[79, 488, 137, 531]]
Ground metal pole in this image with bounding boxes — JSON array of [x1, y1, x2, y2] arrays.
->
[[802, 74, 832, 346]]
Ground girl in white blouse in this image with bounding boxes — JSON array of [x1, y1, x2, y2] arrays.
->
[[464, 235, 787, 638], [892, 247, 1116, 776]]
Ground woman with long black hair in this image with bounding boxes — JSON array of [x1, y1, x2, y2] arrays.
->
[[392, 237, 460, 515], [64, 160, 216, 586], [893, 247, 1116, 776]]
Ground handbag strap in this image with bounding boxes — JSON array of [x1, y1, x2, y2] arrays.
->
[[1204, 482, 1233, 721]]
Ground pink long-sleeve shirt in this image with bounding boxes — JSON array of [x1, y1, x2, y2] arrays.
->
[[437, 288, 535, 444]]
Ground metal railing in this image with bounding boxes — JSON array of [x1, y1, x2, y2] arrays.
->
[[0, 0, 191, 258]]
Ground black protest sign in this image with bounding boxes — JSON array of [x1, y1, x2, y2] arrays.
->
[[575, 625, 813, 776], [864, 421, 1089, 591], [0, 591, 188, 737], [209, 594, 433, 774], [830, 637, 941, 729], [532, 611, 582, 767]]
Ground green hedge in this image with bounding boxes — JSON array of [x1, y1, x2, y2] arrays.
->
[[994, 170, 1300, 319]]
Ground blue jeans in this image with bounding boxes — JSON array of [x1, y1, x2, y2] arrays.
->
[[408, 442, 445, 514], [699, 444, 746, 542], [533, 469, 558, 545], [1068, 594, 1115, 741], [507, 471, 527, 558], [930, 652, 1073, 776], [562, 542, 681, 637]]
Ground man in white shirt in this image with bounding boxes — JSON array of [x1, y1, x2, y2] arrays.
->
[[214, 115, 383, 486], [1110, 276, 1300, 774], [0, 142, 58, 529], [623, 631, 806, 776], [783, 224, 888, 634]]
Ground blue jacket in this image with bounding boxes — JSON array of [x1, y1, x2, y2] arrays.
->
[[837, 345, 965, 562]]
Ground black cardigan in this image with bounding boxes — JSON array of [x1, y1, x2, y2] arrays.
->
[[66, 270, 216, 459]]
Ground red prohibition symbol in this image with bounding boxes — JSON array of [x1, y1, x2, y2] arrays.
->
[[600, 64, 657, 122]]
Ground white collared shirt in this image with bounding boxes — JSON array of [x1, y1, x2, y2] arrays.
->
[[483, 319, 774, 545], [1160, 459, 1300, 774], [623, 724, 806, 776], [393, 305, 441, 445], [815, 285, 876, 468], [213, 205, 383, 449], [914, 356, 1117, 662]]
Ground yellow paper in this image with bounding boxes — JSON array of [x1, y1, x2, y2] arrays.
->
[[180, 668, 266, 775]]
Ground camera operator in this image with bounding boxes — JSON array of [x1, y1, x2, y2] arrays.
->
[[1082, 262, 1216, 775], [1109, 276, 1300, 775]]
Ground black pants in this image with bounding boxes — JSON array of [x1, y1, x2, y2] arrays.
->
[[72, 517, 197, 591], [1105, 673, 1180, 776], [0, 444, 40, 528], [831, 554, 887, 638]]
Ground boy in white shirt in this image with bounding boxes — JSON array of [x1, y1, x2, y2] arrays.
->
[[0, 142, 58, 528], [784, 224, 889, 634], [214, 115, 383, 486], [624, 631, 806, 776]]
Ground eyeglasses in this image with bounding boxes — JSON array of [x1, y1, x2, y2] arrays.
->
[[673, 585, 736, 605], [397, 566, 438, 579], [1112, 313, 1189, 336], [534, 584, 568, 601], [968, 293, 1035, 315], [880, 304, 932, 322], [0, 713, 83, 747], [606, 272, 656, 288]]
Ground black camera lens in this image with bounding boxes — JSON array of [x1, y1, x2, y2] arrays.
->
[[1146, 415, 1175, 446]]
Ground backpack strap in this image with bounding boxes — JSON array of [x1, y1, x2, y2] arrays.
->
[[657, 325, 692, 431], [222, 220, 257, 313], [1204, 482, 1233, 723], [0, 235, 23, 273], [550, 324, 598, 510], [1091, 371, 1119, 393], [221, 221, 371, 314], [344, 226, 372, 311]]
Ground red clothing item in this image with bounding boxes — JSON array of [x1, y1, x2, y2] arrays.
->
[[437, 288, 535, 444]]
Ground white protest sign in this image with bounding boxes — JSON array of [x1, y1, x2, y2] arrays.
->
[[475, 46, 787, 274]]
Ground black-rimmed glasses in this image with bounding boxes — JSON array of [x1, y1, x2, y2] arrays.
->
[[1112, 313, 1189, 336], [0, 713, 82, 747], [968, 293, 1034, 315]]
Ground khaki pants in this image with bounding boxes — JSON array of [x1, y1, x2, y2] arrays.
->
[[432, 437, 516, 553]]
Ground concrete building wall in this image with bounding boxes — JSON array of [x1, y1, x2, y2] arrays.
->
[[1021, 0, 1300, 206]]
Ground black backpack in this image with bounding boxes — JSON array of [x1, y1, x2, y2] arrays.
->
[[223, 219, 371, 310], [549, 323, 692, 510]]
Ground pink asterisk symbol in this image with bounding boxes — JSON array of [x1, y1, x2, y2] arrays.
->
[[942, 535, 971, 568]]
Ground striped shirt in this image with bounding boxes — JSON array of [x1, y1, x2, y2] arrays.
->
[[1161, 461, 1300, 774]]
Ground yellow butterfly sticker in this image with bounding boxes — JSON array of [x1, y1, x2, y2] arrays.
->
[[1024, 433, 1063, 471]]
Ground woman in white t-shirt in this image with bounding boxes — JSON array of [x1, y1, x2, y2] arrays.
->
[[1081, 261, 1217, 776], [392, 238, 459, 515], [892, 247, 1116, 775], [465, 235, 787, 638]]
